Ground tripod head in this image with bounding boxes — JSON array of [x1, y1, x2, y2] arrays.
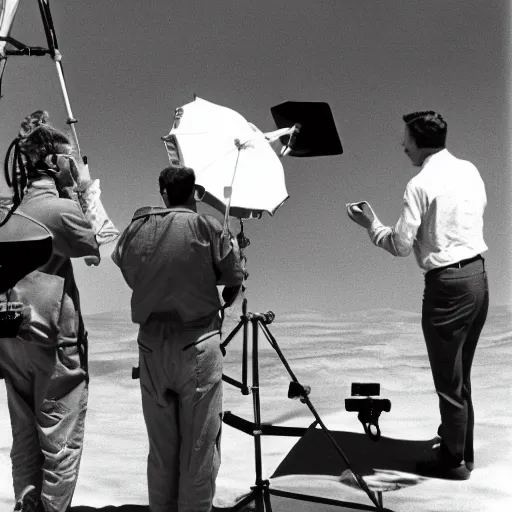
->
[[236, 218, 250, 249], [233, 218, 251, 283]]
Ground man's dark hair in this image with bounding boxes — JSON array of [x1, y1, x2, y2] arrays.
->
[[159, 165, 195, 206], [402, 111, 447, 148]]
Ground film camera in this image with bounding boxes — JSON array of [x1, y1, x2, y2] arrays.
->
[[345, 383, 391, 441]]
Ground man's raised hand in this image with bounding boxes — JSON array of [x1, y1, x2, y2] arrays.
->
[[346, 201, 375, 229]]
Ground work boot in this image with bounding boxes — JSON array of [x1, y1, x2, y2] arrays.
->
[[13, 485, 44, 512]]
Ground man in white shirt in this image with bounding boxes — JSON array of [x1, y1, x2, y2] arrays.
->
[[347, 111, 489, 480]]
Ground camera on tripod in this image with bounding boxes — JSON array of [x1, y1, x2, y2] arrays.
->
[[345, 383, 391, 442]]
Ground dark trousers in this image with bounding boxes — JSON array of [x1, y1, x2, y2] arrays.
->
[[422, 257, 489, 466]]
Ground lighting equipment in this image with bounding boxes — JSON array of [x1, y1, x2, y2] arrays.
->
[[217, 221, 390, 512], [161, 97, 390, 511]]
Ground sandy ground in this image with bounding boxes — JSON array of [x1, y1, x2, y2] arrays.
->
[[1, 305, 511, 512]]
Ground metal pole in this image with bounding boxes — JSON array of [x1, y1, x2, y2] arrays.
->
[[37, 0, 82, 158], [252, 317, 263, 486], [53, 54, 80, 156]]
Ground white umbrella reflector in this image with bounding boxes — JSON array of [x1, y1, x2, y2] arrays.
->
[[164, 97, 289, 219]]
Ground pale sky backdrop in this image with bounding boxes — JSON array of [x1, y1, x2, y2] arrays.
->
[[0, 0, 509, 316]]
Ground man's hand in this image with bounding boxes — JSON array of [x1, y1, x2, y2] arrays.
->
[[52, 159, 77, 191], [49, 154, 91, 191], [346, 202, 375, 229], [74, 156, 91, 183]]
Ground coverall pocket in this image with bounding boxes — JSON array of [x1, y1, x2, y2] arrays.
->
[[40, 398, 70, 449], [194, 333, 223, 391], [57, 343, 82, 371], [45, 355, 87, 401]]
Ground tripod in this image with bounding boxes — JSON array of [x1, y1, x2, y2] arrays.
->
[[218, 221, 391, 512]]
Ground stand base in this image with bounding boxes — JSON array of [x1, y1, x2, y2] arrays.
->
[[219, 480, 273, 512], [215, 483, 388, 512]]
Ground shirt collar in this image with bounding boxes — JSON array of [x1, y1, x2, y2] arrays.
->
[[131, 205, 195, 221], [421, 148, 450, 168], [24, 176, 59, 198]]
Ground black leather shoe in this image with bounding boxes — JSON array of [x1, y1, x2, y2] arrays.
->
[[416, 459, 471, 480], [428, 436, 474, 474]]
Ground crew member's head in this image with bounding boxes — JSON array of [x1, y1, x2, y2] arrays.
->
[[16, 110, 80, 191], [1, 110, 77, 227], [159, 165, 196, 208], [19, 125, 72, 170], [402, 111, 447, 167]]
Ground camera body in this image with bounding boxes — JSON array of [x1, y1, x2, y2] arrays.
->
[[344, 382, 391, 441], [351, 382, 380, 397], [345, 382, 391, 413], [345, 397, 392, 413]]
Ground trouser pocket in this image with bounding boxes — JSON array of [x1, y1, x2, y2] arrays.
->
[[194, 333, 223, 391]]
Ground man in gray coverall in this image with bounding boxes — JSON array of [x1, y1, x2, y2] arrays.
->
[[112, 165, 243, 512], [0, 116, 101, 512]]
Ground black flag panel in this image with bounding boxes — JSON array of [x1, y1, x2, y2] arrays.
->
[[271, 101, 343, 157]]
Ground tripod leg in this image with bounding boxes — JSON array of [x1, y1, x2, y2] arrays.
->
[[263, 484, 273, 512], [251, 318, 264, 485], [221, 310, 251, 394], [221, 318, 244, 348], [242, 306, 249, 389], [255, 489, 265, 512], [258, 320, 383, 511]]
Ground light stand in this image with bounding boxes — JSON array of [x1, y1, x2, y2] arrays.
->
[[1, 0, 83, 155], [218, 220, 392, 512]]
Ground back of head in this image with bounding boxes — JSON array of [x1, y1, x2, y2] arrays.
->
[[1, 110, 72, 227], [19, 124, 71, 176], [402, 111, 447, 149], [159, 165, 195, 206]]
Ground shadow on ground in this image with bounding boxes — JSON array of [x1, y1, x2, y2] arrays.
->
[[72, 500, 388, 512], [72, 508, 148, 512], [271, 427, 435, 492], [70, 430, 433, 512]]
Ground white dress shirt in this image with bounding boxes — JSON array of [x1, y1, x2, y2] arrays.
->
[[368, 149, 488, 272]]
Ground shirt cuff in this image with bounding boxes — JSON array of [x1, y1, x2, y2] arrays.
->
[[367, 217, 384, 237]]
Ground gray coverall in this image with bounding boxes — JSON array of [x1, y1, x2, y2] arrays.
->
[[0, 177, 99, 511], [112, 206, 243, 512]]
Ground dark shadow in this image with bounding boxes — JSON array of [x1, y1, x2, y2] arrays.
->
[[69, 429, 432, 512], [72, 507, 148, 512], [272, 426, 436, 481], [72, 500, 387, 512]]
